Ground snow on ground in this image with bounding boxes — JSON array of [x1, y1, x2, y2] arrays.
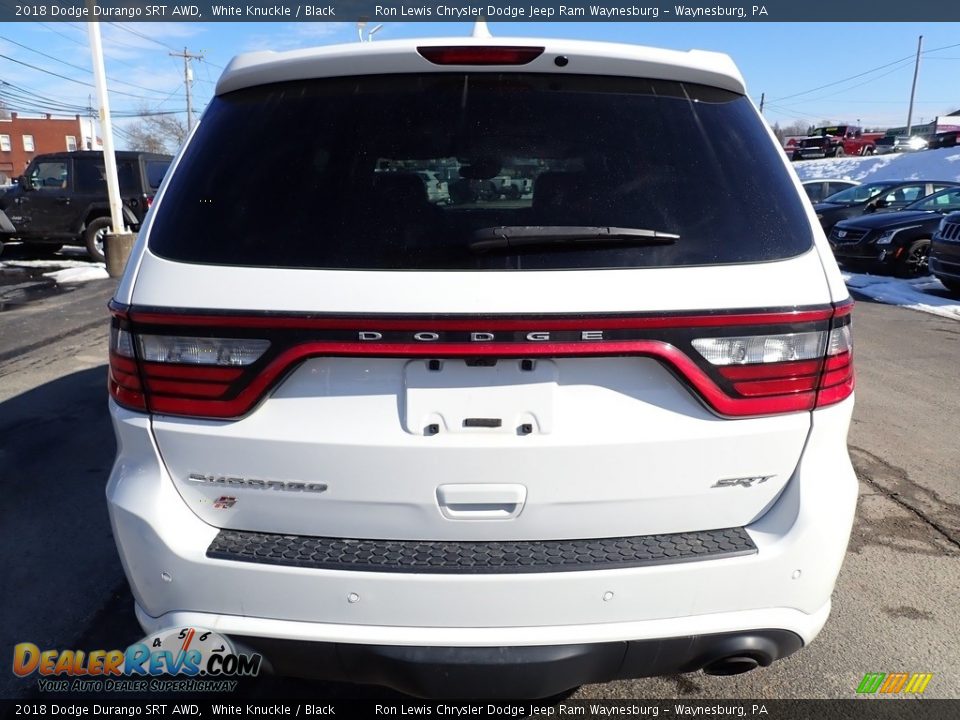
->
[[41, 266, 109, 284], [1, 258, 99, 270], [792, 147, 960, 183], [842, 271, 960, 321], [0, 258, 109, 283]]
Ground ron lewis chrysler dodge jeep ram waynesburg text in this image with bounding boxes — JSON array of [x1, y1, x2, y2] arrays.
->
[[105, 35, 858, 699]]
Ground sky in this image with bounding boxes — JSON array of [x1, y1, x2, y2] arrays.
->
[[1, 20, 959, 145]]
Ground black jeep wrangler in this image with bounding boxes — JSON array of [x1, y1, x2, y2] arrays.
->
[[0, 151, 171, 262]]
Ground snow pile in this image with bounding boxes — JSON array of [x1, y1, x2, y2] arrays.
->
[[42, 266, 109, 284], [0, 257, 109, 285], [1, 258, 97, 270], [843, 271, 960, 321], [792, 147, 960, 183]]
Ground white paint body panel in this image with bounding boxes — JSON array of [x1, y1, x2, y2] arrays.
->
[[130, 247, 830, 314], [216, 37, 746, 97], [108, 400, 857, 637], [152, 357, 809, 540]]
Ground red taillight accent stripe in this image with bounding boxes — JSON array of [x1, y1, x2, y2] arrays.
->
[[126, 307, 834, 331], [145, 379, 232, 398], [417, 46, 544, 66], [142, 340, 817, 419], [733, 376, 819, 397], [108, 349, 147, 411], [816, 375, 855, 406], [109, 301, 854, 420], [141, 362, 244, 382], [718, 359, 822, 381]]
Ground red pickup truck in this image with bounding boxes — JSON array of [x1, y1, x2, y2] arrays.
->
[[791, 126, 884, 160]]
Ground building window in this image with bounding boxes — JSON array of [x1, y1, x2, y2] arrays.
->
[[0, 134, 10, 152], [23, 135, 35, 152], [66, 136, 77, 152]]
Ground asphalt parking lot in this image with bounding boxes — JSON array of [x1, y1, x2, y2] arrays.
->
[[0, 272, 957, 701]]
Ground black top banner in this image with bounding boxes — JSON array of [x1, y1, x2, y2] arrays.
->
[[2, 0, 960, 22]]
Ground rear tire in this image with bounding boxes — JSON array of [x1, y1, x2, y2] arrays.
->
[[895, 239, 931, 278], [84, 217, 112, 263]]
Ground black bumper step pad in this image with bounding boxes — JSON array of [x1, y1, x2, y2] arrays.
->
[[206, 526, 756, 574]]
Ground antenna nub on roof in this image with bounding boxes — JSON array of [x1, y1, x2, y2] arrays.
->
[[472, 20, 492, 38]]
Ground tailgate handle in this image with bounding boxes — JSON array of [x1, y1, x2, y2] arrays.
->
[[436, 484, 527, 520]]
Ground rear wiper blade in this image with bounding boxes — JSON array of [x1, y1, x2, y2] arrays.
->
[[469, 226, 680, 252]]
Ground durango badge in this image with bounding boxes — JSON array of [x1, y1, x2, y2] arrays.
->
[[188, 473, 327, 493]]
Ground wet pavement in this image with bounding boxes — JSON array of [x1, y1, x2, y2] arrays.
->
[[0, 243, 104, 312]]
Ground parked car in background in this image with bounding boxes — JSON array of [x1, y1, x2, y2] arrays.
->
[[930, 211, 960, 295], [873, 136, 895, 155], [813, 180, 960, 233], [927, 131, 959, 150], [0, 150, 171, 262], [791, 125, 881, 160], [414, 170, 450, 204], [828, 186, 960, 277], [801, 178, 859, 204], [876, 135, 930, 153]]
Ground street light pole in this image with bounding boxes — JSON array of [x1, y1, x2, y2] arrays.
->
[[86, 16, 125, 237], [906, 35, 923, 137]]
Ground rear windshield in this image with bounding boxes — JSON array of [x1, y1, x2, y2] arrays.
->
[[146, 161, 170, 191], [148, 74, 813, 271], [824, 182, 895, 205]]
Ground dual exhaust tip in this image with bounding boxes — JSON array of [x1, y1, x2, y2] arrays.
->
[[702, 654, 763, 676], [695, 633, 791, 676]]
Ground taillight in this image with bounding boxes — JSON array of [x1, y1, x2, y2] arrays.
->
[[816, 313, 854, 408], [691, 302, 854, 413], [143, 194, 154, 209], [109, 309, 272, 417], [108, 325, 146, 412], [417, 46, 544, 66], [108, 300, 853, 420]]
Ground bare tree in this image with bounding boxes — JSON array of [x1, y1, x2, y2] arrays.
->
[[120, 106, 188, 154], [779, 121, 808, 138]]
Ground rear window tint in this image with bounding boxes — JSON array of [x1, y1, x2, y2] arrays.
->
[[149, 74, 813, 271], [146, 161, 170, 191]]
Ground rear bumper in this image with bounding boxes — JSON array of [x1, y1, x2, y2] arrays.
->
[[930, 255, 960, 283], [830, 243, 899, 267], [136, 615, 805, 698], [107, 398, 857, 689]]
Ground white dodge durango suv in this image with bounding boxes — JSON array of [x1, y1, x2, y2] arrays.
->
[[106, 35, 857, 698]]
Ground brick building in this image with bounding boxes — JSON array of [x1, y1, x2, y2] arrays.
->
[[0, 112, 101, 184]]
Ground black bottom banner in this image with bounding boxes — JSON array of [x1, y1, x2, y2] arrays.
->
[[2, 700, 960, 720]]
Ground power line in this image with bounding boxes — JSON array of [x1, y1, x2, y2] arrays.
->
[[111, 22, 178, 52], [0, 53, 171, 102], [770, 40, 960, 105], [770, 55, 916, 103], [0, 34, 177, 97], [772, 62, 914, 108]]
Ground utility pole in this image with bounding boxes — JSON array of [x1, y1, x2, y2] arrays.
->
[[86, 19, 124, 237], [169, 47, 203, 133], [759, 92, 765, 115], [906, 35, 923, 136]]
